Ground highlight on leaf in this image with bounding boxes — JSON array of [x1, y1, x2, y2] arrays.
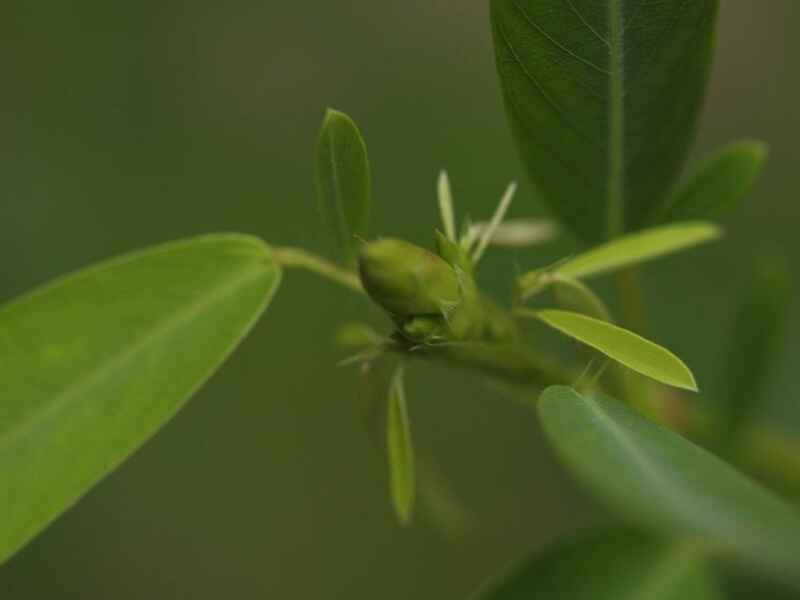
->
[[468, 218, 559, 249], [526, 309, 698, 391], [315, 108, 371, 265]]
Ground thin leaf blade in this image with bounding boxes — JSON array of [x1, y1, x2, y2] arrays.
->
[[491, 0, 718, 240], [315, 108, 371, 264], [659, 141, 768, 223], [387, 365, 415, 525], [472, 530, 720, 600], [535, 310, 697, 391], [0, 234, 281, 564], [554, 222, 722, 281], [539, 386, 800, 584]]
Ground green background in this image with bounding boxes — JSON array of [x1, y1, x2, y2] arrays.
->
[[1, 2, 798, 597]]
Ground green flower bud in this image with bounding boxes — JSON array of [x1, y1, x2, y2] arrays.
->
[[358, 238, 460, 317]]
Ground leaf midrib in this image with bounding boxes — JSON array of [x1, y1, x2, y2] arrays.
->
[[0, 265, 270, 454]]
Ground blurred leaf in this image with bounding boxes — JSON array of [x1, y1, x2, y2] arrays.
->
[[315, 108, 371, 265], [387, 365, 415, 525], [549, 223, 721, 282], [468, 218, 559, 248], [491, 0, 718, 241], [472, 529, 720, 600], [658, 141, 769, 223], [713, 265, 791, 457], [0, 234, 281, 565], [539, 386, 800, 583], [533, 310, 697, 391], [551, 276, 611, 322]]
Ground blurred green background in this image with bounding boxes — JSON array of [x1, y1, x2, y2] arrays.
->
[[1, 2, 798, 597]]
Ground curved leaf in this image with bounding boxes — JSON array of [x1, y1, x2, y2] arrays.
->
[[0, 234, 281, 564], [539, 386, 800, 584], [491, 0, 718, 240], [472, 530, 720, 600], [315, 108, 371, 265], [534, 310, 697, 391], [659, 141, 768, 223], [387, 365, 415, 525]]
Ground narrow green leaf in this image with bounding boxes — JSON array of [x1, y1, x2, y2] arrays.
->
[[472, 530, 720, 600], [539, 386, 800, 584], [551, 276, 611, 322], [533, 310, 697, 391], [315, 108, 371, 264], [387, 365, 415, 525], [713, 264, 791, 457], [491, 0, 718, 241], [468, 218, 559, 248], [659, 141, 769, 223], [550, 222, 721, 282], [0, 234, 281, 564]]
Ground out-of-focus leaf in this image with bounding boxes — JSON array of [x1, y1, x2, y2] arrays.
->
[[491, 0, 718, 241], [472, 529, 720, 600], [537, 223, 721, 284], [315, 108, 371, 265], [658, 141, 768, 223], [387, 365, 415, 525], [539, 386, 800, 584], [713, 264, 791, 457], [533, 310, 697, 391], [468, 218, 559, 248], [0, 234, 281, 564]]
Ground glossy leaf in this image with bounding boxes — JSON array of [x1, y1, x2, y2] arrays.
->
[[491, 0, 718, 241], [387, 365, 415, 525], [659, 141, 768, 223], [539, 386, 800, 583], [0, 234, 281, 564], [550, 222, 721, 282], [315, 108, 371, 264], [472, 530, 720, 600], [534, 310, 697, 391]]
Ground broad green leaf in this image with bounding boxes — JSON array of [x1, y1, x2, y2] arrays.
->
[[472, 530, 720, 600], [387, 365, 415, 525], [550, 223, 721, 282], [713, 264, 790, 457], [0, 234, 281, 564], [534, 310, 697, 391], [315, 108, 371, 265], [491, 0, 718, 241], [539, 386, 800, 583], [658, 141, 768, 223]]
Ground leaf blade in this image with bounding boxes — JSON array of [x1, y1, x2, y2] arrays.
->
[[659, 141, 768, 223], [0, 234, 281, 564], [539, 386, 800, 583], [534, 310, 697, 391], [491, 0, 718, 240], [554, 222, 722, 281], [472, 530, 721, 600], [315, 108, 371, 264], [387, 365, 415, 525]]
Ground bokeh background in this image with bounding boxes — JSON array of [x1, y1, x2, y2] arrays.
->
[[1, 2, 798, 597]]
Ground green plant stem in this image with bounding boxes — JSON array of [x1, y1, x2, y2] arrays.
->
[[274, 246, 363, 293]]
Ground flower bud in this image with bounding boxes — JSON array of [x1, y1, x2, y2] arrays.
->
[[358, 238, 460, 316]]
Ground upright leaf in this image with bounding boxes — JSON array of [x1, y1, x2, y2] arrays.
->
[[0, 234, 281, 564], [658, 141, 768, 223], [315, 108, 371, 264], [539, 386, 800, 584], [472, 530, 720, 600], [491, 0, 718, 241], [533, 310, 697, 391], [713, 264, 790, 457], [387, 365, 415, 525]]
